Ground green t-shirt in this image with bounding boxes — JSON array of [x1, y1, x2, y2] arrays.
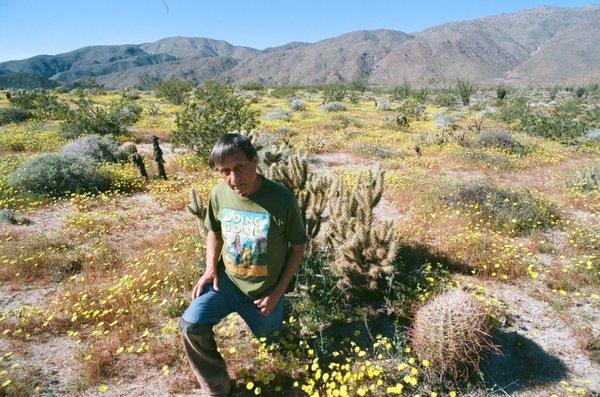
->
[[204, 174, 308, 298]]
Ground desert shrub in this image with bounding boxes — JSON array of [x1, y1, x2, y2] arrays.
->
[[77, 77, 105, 94], [0, 208, 18, 224], [97, 162, 147, 193], [548, 86, 560, 100], [327, 115, 362, 131], [347, 91, 361, 104], [377, 101, 391, 111], [121, 88, 140, 100], [575, 87, 586, 98], [566, 164, 600, 193], [53, 86, 69, 94], [455, 79, 477, 106], [60, 134, 127, 163], [478, 130, 528, 155], [7, 153, 110, 197], [585, 106, 600, 127], [350, 78, 368, 93], [271, 85, 299, 99], [322, 84, 347, 102], [7, 90, 68, 119], [447, 182, 560, 235], [289, 99, 306, 111], [433, 90, 457, 107], [494, 99, 529, 125], [460, 149, 521, 171], [61, 96, 142, 139], [153, 76, 194, 105], [410, 288, 495, 382], [239, 81, 265, 91], [496, 85, 508, 100], [412, 88, 429, 103], [391, 82, 412, 101], [520, 108, 586, 142], [398, 97, 426, 119], [433, 110, 456, 131], [584, 129, 600, 142], [172, 80, 259, 160], [319, 102, 346, 113], [0, 107, 32, 125], [264, 107, 290, 121]]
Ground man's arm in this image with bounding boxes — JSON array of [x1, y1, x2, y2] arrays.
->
[[192, 230, 224, 299], [254, 243, 305, 316]]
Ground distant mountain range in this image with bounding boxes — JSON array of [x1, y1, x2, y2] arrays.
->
[[1, 5, 599, 89]]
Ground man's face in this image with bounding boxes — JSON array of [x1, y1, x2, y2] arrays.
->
[[215, 151, 259, 197]]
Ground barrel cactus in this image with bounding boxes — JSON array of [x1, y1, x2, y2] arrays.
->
[[409, 288, 497, 381]]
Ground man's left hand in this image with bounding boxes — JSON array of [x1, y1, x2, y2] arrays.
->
[[253, 289, 283, 316]]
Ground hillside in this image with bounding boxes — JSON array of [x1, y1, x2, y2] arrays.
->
[[0, 5, 599, 88]]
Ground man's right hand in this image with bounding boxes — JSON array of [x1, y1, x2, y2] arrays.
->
[[191, 270, 219, 299]]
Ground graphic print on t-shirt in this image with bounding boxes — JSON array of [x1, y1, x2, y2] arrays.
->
[[221, 208, 269, 277]]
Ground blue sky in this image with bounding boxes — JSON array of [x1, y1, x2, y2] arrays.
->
[[0, 0, 596, 62]]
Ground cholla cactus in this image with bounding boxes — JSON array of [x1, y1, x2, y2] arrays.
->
[[409, 288, 497, 382], [326, 168, 384, 249], [237, 129, 263, 151], [119, 141, 138, 158], [187, 188, 207, 234], [326, 168, 399, 301], [266, 152, 330, 241], [301, 174, 330, 240], [265, 152, 309, 191]]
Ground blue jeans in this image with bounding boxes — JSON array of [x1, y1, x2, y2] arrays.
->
[[181, 270, 285, 343]]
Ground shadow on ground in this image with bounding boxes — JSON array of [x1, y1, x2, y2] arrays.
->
[[482, 330, 568, 394]]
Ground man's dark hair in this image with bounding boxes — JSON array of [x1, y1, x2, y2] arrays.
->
[[209, 133, 258, 170]]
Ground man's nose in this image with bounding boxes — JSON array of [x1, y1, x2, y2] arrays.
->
[[230, 170, 241, 184]]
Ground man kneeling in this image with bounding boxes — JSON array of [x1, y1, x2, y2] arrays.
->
[[179, 133, 307, 396]]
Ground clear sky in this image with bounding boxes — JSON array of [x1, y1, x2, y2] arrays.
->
[[0, 0, 596, 62]]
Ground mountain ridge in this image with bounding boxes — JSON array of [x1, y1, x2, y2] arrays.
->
[[1, 5, 598, 88]]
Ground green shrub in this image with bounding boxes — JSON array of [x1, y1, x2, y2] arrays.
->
[[0, 107, 32, 125], [494, 98, 529, 125], [239, 81, 265, 91], [447, 182, 560, 235], [7, 153, 110, 197], [412, 88, 429, 103], [350, 78, 368, 93], [575, 87, 586, 98], [548, 86, 560, 100], [7, 90, 68, 119], [433, 90, 457, 107], [154, 76, 194, 105], [566, 164, 600, 193], [478, 130, 528, 155], [77, 77, 105, 94], [398, 97, 426, 119], [289, 99, 306, 111], [455, 79, 477, 106], [496, 85, 508, 100], [322, 84, 347, 102], [121, 88, 140, 100], [520, 108, 586, 142], [172, 80, 259, 160], [61, 96, 142, 139], [319, 102, 346, 113], [60, 134, 127, 164], [391, 82, 412, 101], [271, 85, 299, 99], [264, 107, 290, 121]]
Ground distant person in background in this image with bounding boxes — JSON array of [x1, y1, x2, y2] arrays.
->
[[178, 133, 307, 396]]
